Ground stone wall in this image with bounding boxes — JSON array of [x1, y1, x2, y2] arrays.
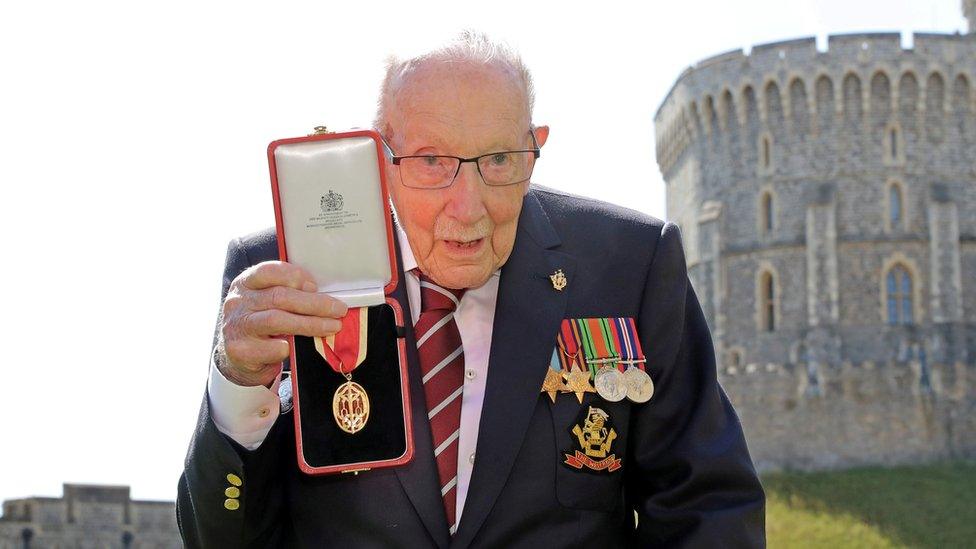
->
[[656, 29, 976, 470], [722, 359, 976, 471], [0, 485, 180, 549]]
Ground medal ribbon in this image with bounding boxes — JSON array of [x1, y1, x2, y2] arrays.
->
[[314, 306, 368, 376], [549, 347, 562, 372], [595, 318, 622, 372], [574, 319, 598, 378], [612, 317, 646, 370], [607, 318, 628, 372], [557, 320, 583, 373], [576, 318, 620, 378], [597, 317, 620, 364]]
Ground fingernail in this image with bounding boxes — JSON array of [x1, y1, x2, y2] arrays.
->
[[336, 302, 349, 316], [303, 281, 317, 292]]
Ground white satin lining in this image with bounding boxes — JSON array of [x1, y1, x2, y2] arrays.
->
[[274, 136, 392, 307]]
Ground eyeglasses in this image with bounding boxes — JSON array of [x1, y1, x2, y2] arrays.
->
[[382, 131, 540, 189]]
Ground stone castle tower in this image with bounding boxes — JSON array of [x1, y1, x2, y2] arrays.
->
[[967, 0, 975, 33], [654, 6, 976, 469]]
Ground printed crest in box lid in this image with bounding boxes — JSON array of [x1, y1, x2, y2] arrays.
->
[[268, 128, 398, 308]]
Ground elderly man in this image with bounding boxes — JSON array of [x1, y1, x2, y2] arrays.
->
[[177, 33, 765, 547]]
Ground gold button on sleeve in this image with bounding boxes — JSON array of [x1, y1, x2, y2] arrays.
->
[[225, 486, 241, 498], [226, 473, 242, 487], [224, 498, 240, 511]]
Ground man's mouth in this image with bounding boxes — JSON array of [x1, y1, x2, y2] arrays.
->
[[443, 237, 485, 251]]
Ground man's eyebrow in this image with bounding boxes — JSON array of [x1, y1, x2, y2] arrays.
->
[[402, 130, 524, 155]]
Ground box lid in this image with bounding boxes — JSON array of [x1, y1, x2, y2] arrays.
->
[[268, 129, 398, 307]]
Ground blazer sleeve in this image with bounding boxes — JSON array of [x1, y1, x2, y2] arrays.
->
[[626, 222, 766, 548], [176, 237, 292, 548]]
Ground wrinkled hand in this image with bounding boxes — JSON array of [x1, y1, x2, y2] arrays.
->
[[217, 261, 348, 387]]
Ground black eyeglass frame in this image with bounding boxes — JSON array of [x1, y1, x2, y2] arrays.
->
[[380, 130, 541, 189]]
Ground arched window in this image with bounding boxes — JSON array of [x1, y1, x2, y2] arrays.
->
[[816, 75, 835, 131], [760, 191, 774, 234], [728, 349, 742, 368], [759, 270, 776, 331], [888, 182, 904, 230], [889, 126, 899, 158], [926, 72, 946, 142], [886, 265, 913, 325]]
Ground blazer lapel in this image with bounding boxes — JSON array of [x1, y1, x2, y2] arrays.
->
[[452, 191, 575, 546], [390, 230, 452, 549]]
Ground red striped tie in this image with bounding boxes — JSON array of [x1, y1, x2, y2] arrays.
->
[[414, 272, 465, 536]]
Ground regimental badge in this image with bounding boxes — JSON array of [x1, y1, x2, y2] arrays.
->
[[563, 406, 622, 473], [549, 269, 567, 291]]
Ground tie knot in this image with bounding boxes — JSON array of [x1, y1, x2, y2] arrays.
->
[[416, 272, 465, 313]]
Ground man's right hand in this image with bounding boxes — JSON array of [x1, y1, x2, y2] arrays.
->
[[217, 261, 348, 387]]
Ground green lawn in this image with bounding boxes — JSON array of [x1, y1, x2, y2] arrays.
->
[[763, 462, 976, 548]]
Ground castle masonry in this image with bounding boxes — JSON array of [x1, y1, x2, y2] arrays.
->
[[0, 484, 180, 548], [655, 16, 976, 470]]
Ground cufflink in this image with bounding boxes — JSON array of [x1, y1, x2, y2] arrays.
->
[[279, 374, 293, 414]]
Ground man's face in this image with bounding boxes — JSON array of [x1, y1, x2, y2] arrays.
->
[[384, 61, 547, 290]]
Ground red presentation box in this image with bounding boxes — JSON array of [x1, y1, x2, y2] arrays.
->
[[267, 128, 414, 475]]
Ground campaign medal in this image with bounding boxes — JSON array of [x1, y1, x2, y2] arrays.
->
[[541, 348, 567, 403], [314, 307, 370, 434], [562, 406, 623, 473], [624, 367, 654, 403], [577, 318, 628, 402], [594, 366, 627, 402], [564, 364, 595, 403], [613, 317, 654, 403], [557, 321, 593, 403]]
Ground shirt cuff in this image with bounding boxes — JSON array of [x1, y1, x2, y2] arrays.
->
[[207, 357, 282, 451]]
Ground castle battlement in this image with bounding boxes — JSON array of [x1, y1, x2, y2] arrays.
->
[[655, 32, 976, 178]]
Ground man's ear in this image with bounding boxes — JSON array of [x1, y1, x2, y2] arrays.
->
[[534, 125, 550, 148]]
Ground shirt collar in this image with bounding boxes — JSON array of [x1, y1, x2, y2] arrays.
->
[[395, 223, 419, 274]]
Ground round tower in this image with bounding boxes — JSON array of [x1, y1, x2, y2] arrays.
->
[[654, 31, 976, 469]]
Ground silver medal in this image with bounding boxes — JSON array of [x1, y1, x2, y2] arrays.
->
[[594, 366, 627, 402], [624, 367, 654, 403]]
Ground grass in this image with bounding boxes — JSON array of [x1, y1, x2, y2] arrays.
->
[[763, 462, 976, 548]]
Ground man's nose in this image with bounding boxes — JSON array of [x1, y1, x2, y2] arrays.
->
[[445, 162, 488, 223]]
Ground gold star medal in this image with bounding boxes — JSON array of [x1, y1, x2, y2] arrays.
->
[[541, 348, 567, 403], [555, 320, 591, 402], [563, 363, 596, 403]]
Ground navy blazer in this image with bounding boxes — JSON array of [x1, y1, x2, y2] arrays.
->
[[177, 186, 765, 548]]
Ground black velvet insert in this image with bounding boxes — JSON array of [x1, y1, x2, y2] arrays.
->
[[293, 303, 408, 469]]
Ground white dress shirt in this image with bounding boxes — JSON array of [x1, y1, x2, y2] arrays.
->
[[207, 226, 499, 524]]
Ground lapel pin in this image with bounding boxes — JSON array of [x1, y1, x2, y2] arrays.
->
[[550, 269, 567, 291]]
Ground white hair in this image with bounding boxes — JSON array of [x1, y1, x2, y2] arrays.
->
[[373, 30, 535, 134]]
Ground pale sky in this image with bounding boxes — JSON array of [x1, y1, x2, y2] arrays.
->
[[0, 0, 967, 504]]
